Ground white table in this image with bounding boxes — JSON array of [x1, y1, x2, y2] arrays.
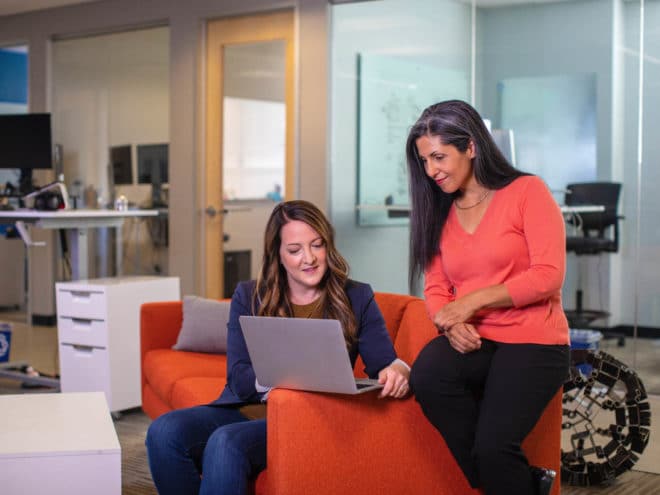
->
[[0, 392, 121, 495], [0, 209, 158, 280]]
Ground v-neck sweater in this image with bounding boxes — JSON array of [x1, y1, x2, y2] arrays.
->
[[424, 175, 569, 345]]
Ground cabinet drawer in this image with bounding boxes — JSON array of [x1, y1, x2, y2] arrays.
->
[[58, 317, 108, 348], [57, 289, 107, 319], [59, 343, 111, 405]]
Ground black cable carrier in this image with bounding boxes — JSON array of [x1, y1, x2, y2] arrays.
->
[[561, 349, 651, 486]]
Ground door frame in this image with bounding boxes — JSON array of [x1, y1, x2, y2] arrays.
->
[[203, 9, 295, 299]]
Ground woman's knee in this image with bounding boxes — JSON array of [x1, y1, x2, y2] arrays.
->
[[146, 411, 189, 453], [204, 425, 251, 476], [410, 337, 450, 395]]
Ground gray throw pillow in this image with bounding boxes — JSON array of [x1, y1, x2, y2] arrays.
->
[[172, 295, 230, 353]]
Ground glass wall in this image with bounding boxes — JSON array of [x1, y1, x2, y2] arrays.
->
[[330, 0, 660, 395], [51, 26, 170, 277]]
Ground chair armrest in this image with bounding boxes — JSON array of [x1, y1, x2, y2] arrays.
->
[[140, 301, 183, 363], [265, 389, 477, 495]]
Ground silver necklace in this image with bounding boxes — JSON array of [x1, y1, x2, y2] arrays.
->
[[454, 190, 491, 210]]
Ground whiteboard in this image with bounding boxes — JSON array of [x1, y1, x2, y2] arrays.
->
[[357, 53, 469, 226]]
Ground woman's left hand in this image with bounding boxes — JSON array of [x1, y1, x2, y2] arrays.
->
[[377, 361, 410, 399]]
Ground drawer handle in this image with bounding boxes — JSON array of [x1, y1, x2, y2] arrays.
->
[[72, 344, 95, 354], [71, 291, 93, 301], [72, 318, 93, 327]]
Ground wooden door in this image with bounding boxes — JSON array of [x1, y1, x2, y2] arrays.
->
[[204, 10, 295, 298]]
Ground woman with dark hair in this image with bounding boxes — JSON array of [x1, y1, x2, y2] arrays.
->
[[146, 200, 410, 495], [406, 100, 569, 495]]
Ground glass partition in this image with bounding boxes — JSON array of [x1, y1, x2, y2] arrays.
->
[[222, 40, 286, 201], [51, 26, 170, 277], [330, 0, 660, 396]]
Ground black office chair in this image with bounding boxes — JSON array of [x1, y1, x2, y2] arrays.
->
[[564, 182, 624, 343]]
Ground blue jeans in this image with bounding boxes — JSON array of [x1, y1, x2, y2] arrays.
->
[[145, 405, 267, 495]]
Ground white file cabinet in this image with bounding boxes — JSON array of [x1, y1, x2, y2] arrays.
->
[[56, 276, 180, 412]]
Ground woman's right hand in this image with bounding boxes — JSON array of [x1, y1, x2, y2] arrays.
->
[[444, 322, 481, 354]]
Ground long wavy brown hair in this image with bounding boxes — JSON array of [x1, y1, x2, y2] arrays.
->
[[252, 200, 357, 346]]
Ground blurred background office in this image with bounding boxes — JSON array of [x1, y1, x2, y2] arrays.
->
[[0, 0, 658, 390]]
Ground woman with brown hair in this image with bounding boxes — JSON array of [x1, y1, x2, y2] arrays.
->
[[146, 200, 410, 495]]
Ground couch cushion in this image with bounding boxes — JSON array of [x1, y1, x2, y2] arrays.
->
[[173, 296, 231, 353], [170, 376, 227, 410], [352, 292, 420, 377], [394, 299, 438, 365], [143, 349, 227, 404], [143, 383, 174, 419], [373, 292, 418, 342]]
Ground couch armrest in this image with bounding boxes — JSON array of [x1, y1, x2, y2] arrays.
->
[[265, 389, 478, 495], [265, 387, 563, 495], [140, 301, 183, 365]]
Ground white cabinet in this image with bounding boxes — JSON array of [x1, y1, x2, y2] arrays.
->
[[56, 276, 180, 412]]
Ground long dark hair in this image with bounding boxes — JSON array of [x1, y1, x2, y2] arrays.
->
[[406, 100, 527, 290], [254, 200, 357, 346]]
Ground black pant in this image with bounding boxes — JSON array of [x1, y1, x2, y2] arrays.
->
[[409, 337, 569, 495]]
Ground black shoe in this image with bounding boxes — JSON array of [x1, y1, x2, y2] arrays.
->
[[530, 466, 556, 495]]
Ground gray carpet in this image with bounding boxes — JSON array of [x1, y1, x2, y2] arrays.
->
[[114, 408, 157, 495], [2, 380, 658, 494], [116, 409, 660, 495]]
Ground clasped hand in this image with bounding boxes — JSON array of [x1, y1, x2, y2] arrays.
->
[[377, 361, 410, 399], [434, 299, 481, 354]]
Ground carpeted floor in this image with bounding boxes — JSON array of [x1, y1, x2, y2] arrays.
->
[[114, 408, 158, 495], [1, 380, 659, 494], [116, 407, 659, 495]]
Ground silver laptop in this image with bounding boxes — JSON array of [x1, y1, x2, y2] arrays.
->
[[239, 315, 383, 395]]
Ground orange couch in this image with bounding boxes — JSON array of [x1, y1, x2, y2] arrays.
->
[[141, 292, 562, 495]]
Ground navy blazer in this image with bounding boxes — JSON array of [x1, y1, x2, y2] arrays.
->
[[211, 279, 397, 406]]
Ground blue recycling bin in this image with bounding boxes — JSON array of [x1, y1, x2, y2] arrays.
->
[[570, 328, 602, 375], [0, 322, 11, 363]]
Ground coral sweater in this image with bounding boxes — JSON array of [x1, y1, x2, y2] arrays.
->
[[424, 175, 570, 345]]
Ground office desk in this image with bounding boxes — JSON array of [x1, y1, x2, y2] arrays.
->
[[560, 205, 605, 214], [0, 209, 158, 280], [355, 204, 605, 216]]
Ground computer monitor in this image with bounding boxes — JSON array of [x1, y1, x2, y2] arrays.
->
[[110, 145, 133, 185], [137, 143, 168, 185], [137, 143, 168, 207], [0, 113, 53, 193]]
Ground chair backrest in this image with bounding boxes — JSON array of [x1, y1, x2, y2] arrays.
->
[[565, 182, 622, 254]]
